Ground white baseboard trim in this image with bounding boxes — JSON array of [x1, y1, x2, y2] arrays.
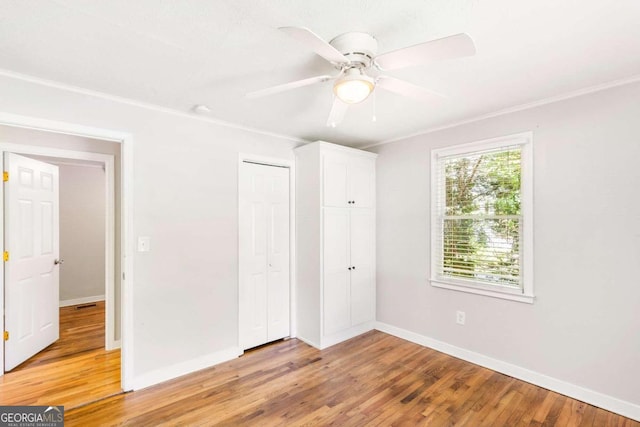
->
[[375, 322, 640, 422], [295, 335, 322, 350], [59, 295, 105, 307], [320, 322, 375, 349], [296, 322, 375, 350], [131, 346, 242, 391]]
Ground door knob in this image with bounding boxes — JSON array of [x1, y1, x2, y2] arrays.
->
[[54, 259, 64, 265]]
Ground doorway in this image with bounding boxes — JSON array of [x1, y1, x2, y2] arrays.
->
[[4, 153, 111, 373], [238, 155, 294, 351], [0, 116, 133, 403]]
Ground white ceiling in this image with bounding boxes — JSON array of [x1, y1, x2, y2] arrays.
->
[[1, 0, 639, 148]]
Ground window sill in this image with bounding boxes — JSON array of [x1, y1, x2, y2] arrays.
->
[[430, 279, 535, 304]]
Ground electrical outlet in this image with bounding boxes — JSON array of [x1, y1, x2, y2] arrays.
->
[[137, 236, 151, 252], [456, 310, 466, 325]]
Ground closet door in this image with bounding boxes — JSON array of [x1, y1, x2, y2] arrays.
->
[[322, 152, 349, 207], [322, 208, 350, 336], [266, 166, 290, 342], [348, 157, 375, 208], [349, 209, 375, 326], [239, 162, 290, 350]]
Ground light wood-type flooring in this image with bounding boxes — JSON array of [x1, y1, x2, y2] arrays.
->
[[0, 301, 121, 409], [65, 330, 638, 426]]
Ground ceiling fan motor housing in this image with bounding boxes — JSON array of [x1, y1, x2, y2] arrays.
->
[[329, 32, 378, 68]]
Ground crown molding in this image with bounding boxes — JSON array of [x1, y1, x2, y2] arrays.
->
[[363, 73, 640, 150], [0, 68, 309, 145], [3, 68, 639, 151]]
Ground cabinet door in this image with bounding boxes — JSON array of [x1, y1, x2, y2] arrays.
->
[[323, 209, 351, 335], [348, 156, 375, 208], [349, 209, 375, 326], [322, 152, 349, 207]]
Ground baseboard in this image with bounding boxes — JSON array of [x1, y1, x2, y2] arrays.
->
[[296, 322, 375, 350], [375, 322, 640, 422], [130, 346, 242, 391], [320, 321, 375, 349], [295, 335, 321, 350], [59, 295, 105, 307]]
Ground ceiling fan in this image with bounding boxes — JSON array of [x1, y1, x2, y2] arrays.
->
[[246, 27, 476, 127]]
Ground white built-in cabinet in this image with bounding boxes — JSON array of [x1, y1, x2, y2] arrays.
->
[[295, 141, 376, 349]]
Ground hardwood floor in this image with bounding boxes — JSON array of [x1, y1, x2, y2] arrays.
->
[[66, 331, 638, 426], [0, 301, 121, 409], [12, 301, 106, 371]]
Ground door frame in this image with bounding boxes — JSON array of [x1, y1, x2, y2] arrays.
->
[[0, 112, 134, 391], [237, 153, 296, 350], [2, 145, 116, 350]]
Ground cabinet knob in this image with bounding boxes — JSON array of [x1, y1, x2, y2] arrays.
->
[[352, 266, 356, 270], [348, 267, 352, 270]]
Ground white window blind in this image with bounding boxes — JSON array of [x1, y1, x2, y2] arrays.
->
[[433, 143, 524, 292]]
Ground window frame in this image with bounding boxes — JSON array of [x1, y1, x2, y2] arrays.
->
[[430, 132, 534, 303]]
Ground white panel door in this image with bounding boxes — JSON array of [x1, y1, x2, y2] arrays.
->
[[266, 166, 290, 342], [348, 157, 375, 208], [349, 210, 375, 326], [322, 153, 348, 207], [4, 153, 60, 371], [322, 208, 350, 336], [239, 162, 289, 350]]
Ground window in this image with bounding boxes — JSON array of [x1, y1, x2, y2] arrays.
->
[[431, 132, 533, 303]]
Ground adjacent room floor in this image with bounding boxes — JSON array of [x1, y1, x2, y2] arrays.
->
[[0, 301, 121, 409], [65, 330, 638, 426]]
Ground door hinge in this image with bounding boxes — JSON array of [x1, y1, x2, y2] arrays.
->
[[3, 251, 8, 262], [3, 331, 8, 341], [3, 171, 8, 182]]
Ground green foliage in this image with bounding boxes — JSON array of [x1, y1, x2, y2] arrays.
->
[[441, 148, 521, 286]]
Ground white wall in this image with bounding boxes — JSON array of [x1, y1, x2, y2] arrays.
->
[[0, 73, 300, 387], [58, 163, 106, 304], [371, 81, 640, 412]]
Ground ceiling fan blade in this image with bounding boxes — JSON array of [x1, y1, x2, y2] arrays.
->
[[375, 33, 476, 71], [376, 76, 444, 104], [246, 75, 333, 99], [279, 26, 350, 65], [326, 97, 349, 127]]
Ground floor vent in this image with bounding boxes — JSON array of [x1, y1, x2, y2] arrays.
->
[[75, 303, 97, 310]]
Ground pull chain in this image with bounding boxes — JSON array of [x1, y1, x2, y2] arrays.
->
[[372, 89, 377, 122]]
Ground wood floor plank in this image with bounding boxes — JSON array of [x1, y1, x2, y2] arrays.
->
[[0, 301, 121, 409], [11, 301, 106, 371], [63, 330, 638, 426]]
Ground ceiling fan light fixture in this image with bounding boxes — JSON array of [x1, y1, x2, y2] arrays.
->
[[333, 69, 375, 104]]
